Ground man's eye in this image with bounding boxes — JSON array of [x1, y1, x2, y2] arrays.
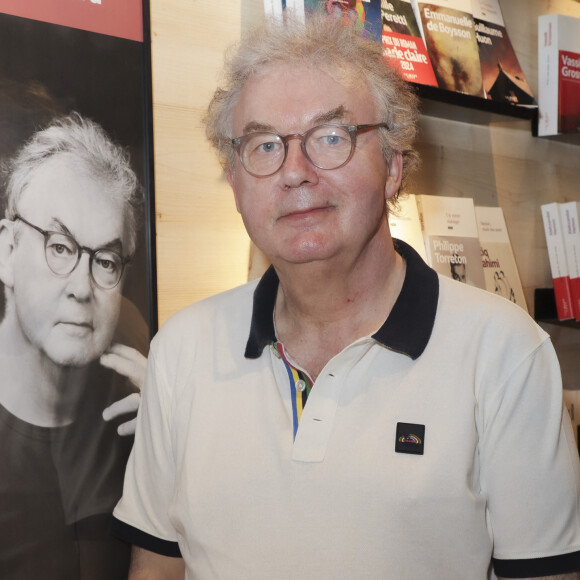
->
[[49, 243, 74, 256], [257, 141, 279, 154], [95, 256, 120, 273], [323, 134, 342, 146], [97, 259, 115, 272]]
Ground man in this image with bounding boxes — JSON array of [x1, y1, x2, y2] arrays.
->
[[0, 113, 147, 579], [112, 14, 580, 579]]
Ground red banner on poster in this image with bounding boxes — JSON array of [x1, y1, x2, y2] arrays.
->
[[0, 0, 143, 42]]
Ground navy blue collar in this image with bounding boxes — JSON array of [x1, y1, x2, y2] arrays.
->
[[244, 239, 438, 361]]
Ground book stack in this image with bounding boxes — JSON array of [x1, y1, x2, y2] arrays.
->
[[272, 0, 535, 102], [389, 195, 528, 309], [540, 202, 580, 322], [538, 14, 580, 136]]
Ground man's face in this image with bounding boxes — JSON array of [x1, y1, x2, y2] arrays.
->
[[7, 156, 129, 367], [228, 63, 400, 268]]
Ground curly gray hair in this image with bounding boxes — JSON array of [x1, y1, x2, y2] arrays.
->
[[204, 12, 420, 200]]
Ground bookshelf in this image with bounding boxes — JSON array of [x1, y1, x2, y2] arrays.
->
[[534, 288, 580, 327], [414, 83, 538, 127]]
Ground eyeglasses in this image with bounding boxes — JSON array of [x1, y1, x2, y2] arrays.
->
[[14, 215, 129, 290], [231, 123, 388, 177]]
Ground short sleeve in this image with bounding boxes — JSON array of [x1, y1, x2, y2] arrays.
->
[[479, 338, 580, 573], [111, 337, 181, 557]]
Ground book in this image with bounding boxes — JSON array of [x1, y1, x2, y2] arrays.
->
[[416, 194, 486, 289], [474, 205, 528, 312], [304, 0, 383, 42], [559, 201, 580, 321], [380, 0, 438, 85], [540, 203, 574, 321], [388, 194, 429, 261], [410, 0, 484, 96], [538, 14, 580, 136], [471, 0, 535, 106]]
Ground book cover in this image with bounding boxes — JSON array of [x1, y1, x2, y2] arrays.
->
[[538, 14, 580, 136], [411, 0, 484, 96], [416, 194, 486, 289], [304, 0, 383, 42], [471, 0, 535, 106], [540, 203, 574, 321], [388, 193, 429, 261], [559, 201, 580, 321], [380, 0, 438, 85], [474, 205, 528, 312]]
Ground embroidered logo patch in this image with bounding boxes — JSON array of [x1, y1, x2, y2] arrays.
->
[[395, 422, 425, 455]]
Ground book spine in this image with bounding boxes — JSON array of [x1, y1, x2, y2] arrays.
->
[[538, 15, 559, 136], [560, 202, 580, 321], [541, 203, 574, 321]]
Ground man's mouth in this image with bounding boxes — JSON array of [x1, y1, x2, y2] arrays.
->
[[57, 321, 94, 335], [280, 205, 332, 220]]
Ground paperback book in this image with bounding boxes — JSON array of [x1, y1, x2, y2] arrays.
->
[[471, 0, 535, 105], [475, 205, 528, 312], [411, 0, 484, 96], [559, 201, 580, 321], [540, 202, 574, 321], [538, 14, 580, 136], [416, 194, 486, 289], [388, 194, 429, 261], [380, 0, 438, 85]]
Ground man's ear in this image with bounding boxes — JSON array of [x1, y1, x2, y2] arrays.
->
[[385, 152, 403, 202], [226, 168, 242, 213], [0, 219, 16, 289]]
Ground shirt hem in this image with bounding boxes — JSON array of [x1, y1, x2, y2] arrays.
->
[[110, 517, 182, 558], [493, 550, 580, 577]]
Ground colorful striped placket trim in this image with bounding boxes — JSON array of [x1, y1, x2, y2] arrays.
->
[[274, 342, 313, 440]]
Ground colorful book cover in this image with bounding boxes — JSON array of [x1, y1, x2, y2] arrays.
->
[[475, 205, 528, 312], [538, 14, 580, 136], [541, 203, 574, 321], [559, 201, 580, 321], [471, 0, 535, 106], [411, 0, 484, 96], [416, 194, 486, 289], [381, 0, 438, 85], [388, 193, 429, 261], [304, 0, 383, 42]]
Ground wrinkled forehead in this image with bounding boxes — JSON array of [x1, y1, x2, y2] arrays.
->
[[232, 61, 374, 132]]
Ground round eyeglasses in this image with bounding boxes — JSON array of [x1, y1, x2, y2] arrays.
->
[[231, 123, 389, 177], [14, 215, 129, 290]]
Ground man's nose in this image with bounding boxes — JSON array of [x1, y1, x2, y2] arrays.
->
[[278, 138, 318, 188], [64, 252, 93, 300]]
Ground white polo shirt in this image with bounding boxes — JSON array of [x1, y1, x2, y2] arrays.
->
[[113, 240, 580, 579]]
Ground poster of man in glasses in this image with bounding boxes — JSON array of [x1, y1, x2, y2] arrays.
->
[[0, 3, 155, 578]]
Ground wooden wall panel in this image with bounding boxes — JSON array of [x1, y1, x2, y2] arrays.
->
[[150, 0, 262, 325]]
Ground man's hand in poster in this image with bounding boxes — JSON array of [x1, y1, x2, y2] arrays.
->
[[101, 343, 147, 436]]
